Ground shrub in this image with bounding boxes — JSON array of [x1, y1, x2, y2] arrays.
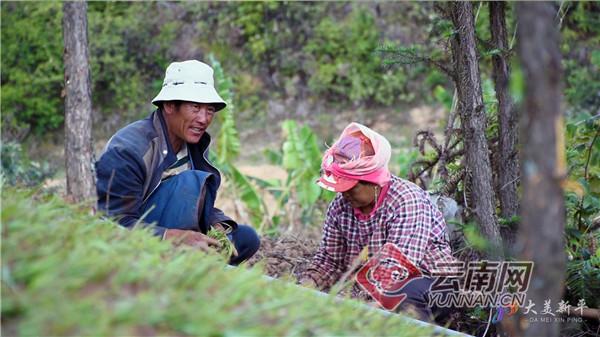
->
[[304, 7, 409, 107], [0, 2, 64, 137], [0, 142, 54, 187]]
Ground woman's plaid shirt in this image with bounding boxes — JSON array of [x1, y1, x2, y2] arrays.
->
[[304, 175, 457, 290]]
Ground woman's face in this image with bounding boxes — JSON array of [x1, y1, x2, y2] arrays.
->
[[342, 181, 377, 210]]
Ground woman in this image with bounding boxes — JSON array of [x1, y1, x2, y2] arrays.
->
[[300, 122, 457, 322]]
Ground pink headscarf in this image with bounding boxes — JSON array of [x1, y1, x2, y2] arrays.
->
[[317, 122, 392, 192]]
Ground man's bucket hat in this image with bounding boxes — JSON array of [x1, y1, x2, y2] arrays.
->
[[152, 60, 227, 111]]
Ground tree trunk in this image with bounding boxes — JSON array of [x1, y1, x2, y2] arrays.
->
[[63, 1, 95, 203], [449, 2, 503, 256], [490, 2, 519, 220], [514, 2, 566, 336]]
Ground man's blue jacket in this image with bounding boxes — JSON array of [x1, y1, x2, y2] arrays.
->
[[95, 109, 236, 236]]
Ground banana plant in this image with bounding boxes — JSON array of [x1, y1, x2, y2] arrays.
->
[[257, 120, 334, 228], [210, 55, 269, 230], [210, 54, 240, 163], [210, 57, 332, 231], [282, 120, 323, 207]]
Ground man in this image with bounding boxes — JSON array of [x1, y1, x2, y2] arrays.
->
[[96, 60, 259, 265], [299, 122, 457, 322]]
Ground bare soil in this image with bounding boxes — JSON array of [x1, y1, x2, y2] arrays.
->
[[246, 233, 319, 280]]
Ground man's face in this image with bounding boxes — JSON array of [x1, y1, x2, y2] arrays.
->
[[164, 101, 216, 147]]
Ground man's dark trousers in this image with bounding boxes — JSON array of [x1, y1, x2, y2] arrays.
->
[[141, 170, 260, 265]]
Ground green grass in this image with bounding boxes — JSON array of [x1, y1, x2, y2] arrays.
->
[[1, 187, 434, 336]]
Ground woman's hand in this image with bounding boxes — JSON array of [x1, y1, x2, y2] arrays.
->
[[299, 277, 317, 289]]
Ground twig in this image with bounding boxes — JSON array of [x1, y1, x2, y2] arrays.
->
[[105, 169, 116, 211], [509, 23, 518, 51], [383, 50, 454, 77], [574, 113, 600, 126], [415, 130, 442, 155], [268, 253, 298, 266], [439, 89, 461, 180], [474, 2, 483, 23], [463, 168, 470, 212], [556, 1, 572, 29], [482, 307, 493, 337], [499, 175, 520, 191], [441, 168, 466, 197], [583, 128, 599, 181], [577, 127, 599, 228], [329, 246, 368, 295], [409, 159, 438, 184]]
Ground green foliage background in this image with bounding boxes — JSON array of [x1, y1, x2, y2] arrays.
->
[[564, 114, 600, 309], [1, 2, 426, 139], [1, 2, 64, 136], [1, 2, 184, 138], [3, 2, 599, 139]]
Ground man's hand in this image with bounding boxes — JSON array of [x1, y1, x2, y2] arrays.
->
[[163, 229, 221, 252], [212, 222, 232, 234]]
